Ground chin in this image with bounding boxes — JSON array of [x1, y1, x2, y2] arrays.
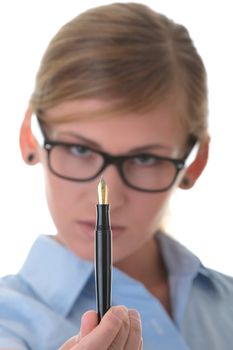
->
[[74, 247, 95, 261], [61, 237, 95, 261], [112, 248, 134, 265]]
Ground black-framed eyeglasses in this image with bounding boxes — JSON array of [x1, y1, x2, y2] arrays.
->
[[32, 115, 200, 193]]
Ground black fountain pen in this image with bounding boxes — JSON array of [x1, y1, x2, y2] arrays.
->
[[95, 176, 112, 322]]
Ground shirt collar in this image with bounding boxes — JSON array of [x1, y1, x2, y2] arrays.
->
[[19, 235, 94, 316], [18, 232, 214, 320], [156, 232, 220, 328], [156, 232, 201, 277]]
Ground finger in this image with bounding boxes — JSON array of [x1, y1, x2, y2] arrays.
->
[[109, 307, 130, 350], [58, 310, 98, 348], [57, 334, 80, 350], [80, 310, 98, 338], [124, 309, 142, 350], [76, 306, 129, 350]]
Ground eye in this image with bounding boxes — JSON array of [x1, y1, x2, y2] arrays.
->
[[68, 145, 93, 157], [131, 154, 159, 166]]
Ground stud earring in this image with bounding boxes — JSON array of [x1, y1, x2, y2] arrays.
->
[[182, 177, 190, 187], [27, 153, 35, 163]]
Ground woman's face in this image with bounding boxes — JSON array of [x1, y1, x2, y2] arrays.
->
[[36, 98, 188, 263]]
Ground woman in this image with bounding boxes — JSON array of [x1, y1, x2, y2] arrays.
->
[[0, 3, 232, 349]]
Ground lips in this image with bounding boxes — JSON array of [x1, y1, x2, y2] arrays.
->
[[77, 220, 126, 240]]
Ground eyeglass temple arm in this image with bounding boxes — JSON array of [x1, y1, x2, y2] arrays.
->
[[184, 141, 200, 168], [31, 114, 46, 146]]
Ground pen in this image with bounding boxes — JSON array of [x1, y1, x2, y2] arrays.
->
[[95, 176, 112, 322]]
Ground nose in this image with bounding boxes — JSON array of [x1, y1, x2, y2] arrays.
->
[[100, 165, 127, 209]]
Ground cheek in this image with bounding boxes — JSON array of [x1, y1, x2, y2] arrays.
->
[[42, 166, 97, 220], [112, 192, 172, 262], [131, 191, 171, 232], [42, 167, 79, 220], [44, 175, 72, 229]]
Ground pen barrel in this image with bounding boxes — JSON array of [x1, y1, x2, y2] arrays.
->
[[95, 204, 112, 322], [96, 204, 111, 228]]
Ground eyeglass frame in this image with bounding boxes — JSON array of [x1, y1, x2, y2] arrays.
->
[[32, 114, 200, 193]]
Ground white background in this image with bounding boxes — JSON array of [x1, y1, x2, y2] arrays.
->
[[0, 0, 232, 277]]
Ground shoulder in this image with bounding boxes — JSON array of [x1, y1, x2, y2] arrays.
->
[[157, 232, 233, 297], [0, 273, 39, 349], [0, 272, 76, 349], [183, 267, 233, 348], [0, 272, 44, 323], [0, 235, 93, 349], [0, 273, 34, 295], [192, 265, 233, 301], [205, 267, 233, 295], [188, 265, 233, 321]]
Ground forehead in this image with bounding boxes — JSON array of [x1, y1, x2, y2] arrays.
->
[[43, 88, 187, 123], [43, 96, 188, 153]]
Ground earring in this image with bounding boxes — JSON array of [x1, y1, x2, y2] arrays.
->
[[27, 153, 35, 163], [182, 177, 190, 187]]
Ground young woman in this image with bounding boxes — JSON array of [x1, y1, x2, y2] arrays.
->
[[0, 3, 232, 350]]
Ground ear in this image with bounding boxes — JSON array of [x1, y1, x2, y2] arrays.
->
[[19, 107, 40, 165], [179, 136, 210, 190]]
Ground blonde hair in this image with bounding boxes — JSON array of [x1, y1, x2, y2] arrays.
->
[[30, 2, 208, 140]]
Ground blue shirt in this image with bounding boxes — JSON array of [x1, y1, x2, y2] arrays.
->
[[0, 233, 233, 350]]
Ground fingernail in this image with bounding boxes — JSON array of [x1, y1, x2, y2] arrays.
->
[[74, 334, 80, 342], [81, 310, 93, 322], [129, 309, 141, 320], [111, 306, 128, 319]]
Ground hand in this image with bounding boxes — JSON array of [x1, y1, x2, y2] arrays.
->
[[58, 306, 142, 350]]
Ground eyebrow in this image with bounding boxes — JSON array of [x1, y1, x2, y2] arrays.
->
[[56, 131, 172, 153], [56, 131, 102, 149]]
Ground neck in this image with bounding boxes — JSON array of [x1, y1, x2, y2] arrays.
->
[[114, 235, 167, 289], [114, 234, 172, 317]]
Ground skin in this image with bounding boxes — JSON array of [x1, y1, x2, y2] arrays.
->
[[19, 96, 209, 349], [58, 307, 142, 350]]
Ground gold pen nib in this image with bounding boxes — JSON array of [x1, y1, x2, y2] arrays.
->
[[98, 176, 108, 204]]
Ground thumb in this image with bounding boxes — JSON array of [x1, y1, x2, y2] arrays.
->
[[80, 310, 99, 338]]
